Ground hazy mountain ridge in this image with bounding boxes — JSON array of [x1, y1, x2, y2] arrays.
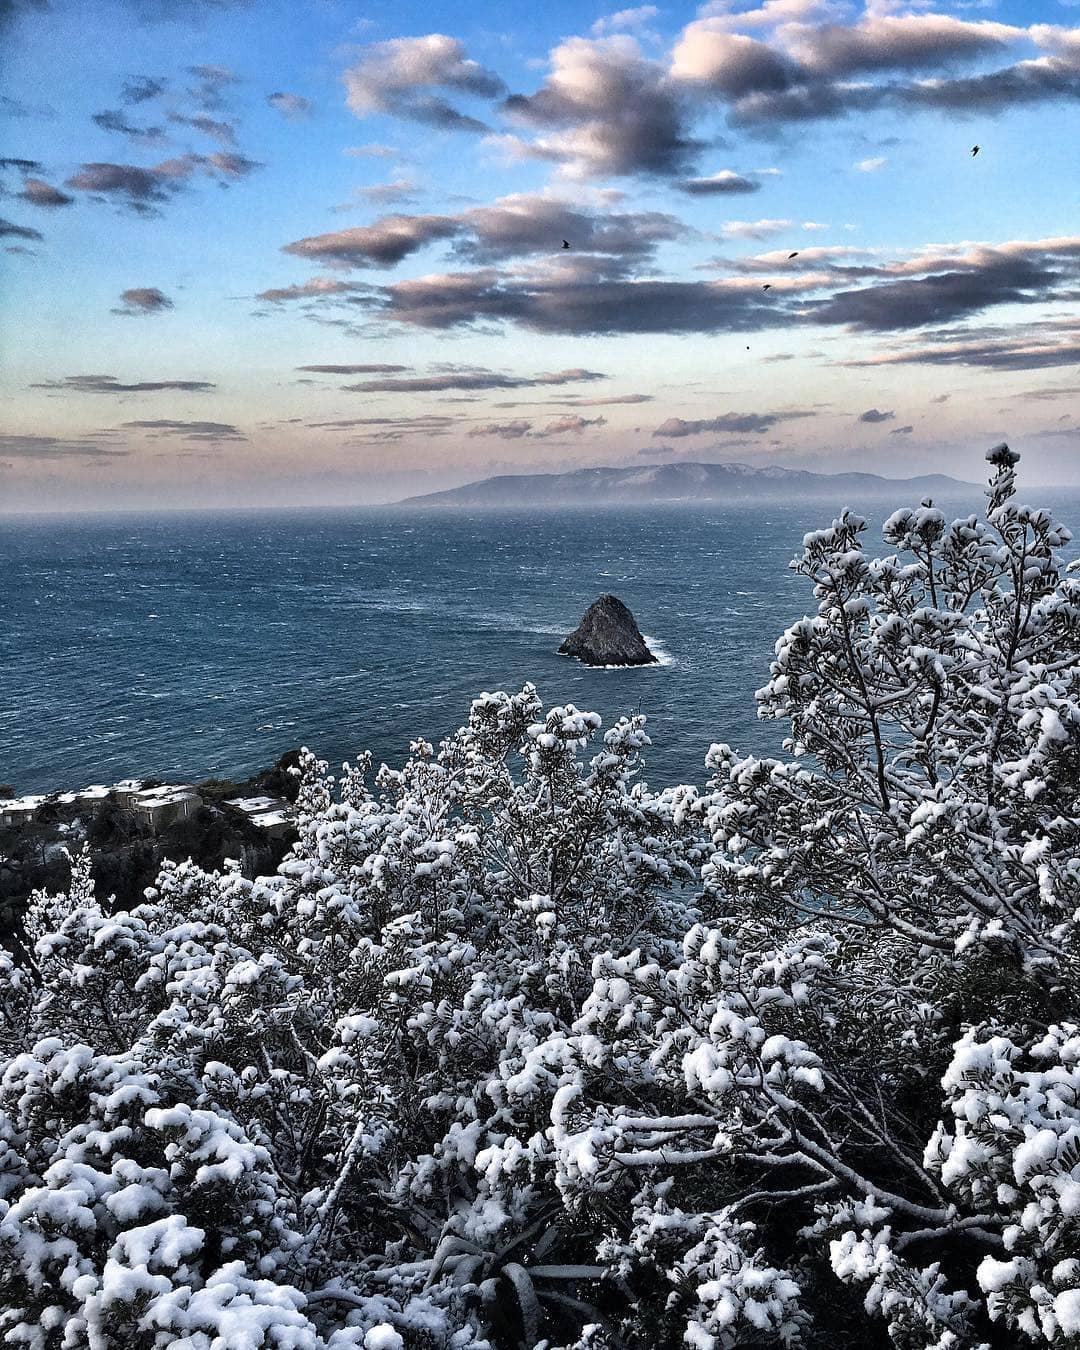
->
[[396, 461, 975, 507]]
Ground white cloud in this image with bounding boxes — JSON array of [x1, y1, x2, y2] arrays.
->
[[719, 217, 792, 239], [591, 6, 659, 36]]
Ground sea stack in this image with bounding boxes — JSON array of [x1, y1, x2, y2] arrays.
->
[[559, 595, 658, 667]]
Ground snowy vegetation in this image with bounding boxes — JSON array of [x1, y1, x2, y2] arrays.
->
[[2, 446, 1079, 1348]]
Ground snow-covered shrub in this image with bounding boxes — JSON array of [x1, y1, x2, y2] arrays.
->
[[2, 446, 1078, 1348], [671, 446, 1080, 1344], [0, 691, 705, 1347], [545, 447, 1080, 1346]]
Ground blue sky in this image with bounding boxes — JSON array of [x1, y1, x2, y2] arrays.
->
[[1, 0, 1078, 509]]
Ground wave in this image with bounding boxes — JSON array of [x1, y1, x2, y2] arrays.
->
[[642, 636, 675, 668]]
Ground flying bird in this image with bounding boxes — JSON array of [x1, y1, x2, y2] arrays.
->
[[762, 284, 772, 291], [562, 239, 570, 249], [971, 145, 980, 157], [788, 251, 799, 259]]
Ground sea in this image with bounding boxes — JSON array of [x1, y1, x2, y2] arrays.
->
[[2, 488, 1066, 797]]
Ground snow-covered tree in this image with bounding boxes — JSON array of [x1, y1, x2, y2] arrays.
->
[[1, 446, 1078, 1348], [603, 444, 1080, 1346], [0, 690, 706, 1347]]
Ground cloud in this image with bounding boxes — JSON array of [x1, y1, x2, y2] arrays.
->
[[63, 158, 226, 211], [671, 22, 795, 95], [459, 195, 687, 264], [666, 11, 1080, 127], [858, 407, 895, 423], [257, 278, 368, 303], [592, 6, 659, 37], [719, 217, 792, 239], [896, 55, 1080, 114], [783, 15, 1020, 78], [70, 149, 267, 211], [121, 75, 167, 105], [352, 178, 421, 205], [92, 109, 166, 143], [113, 287, 174, 315], [32, 374, 215, 393], [842, 320, 1080, 371], [0, 156, 42, 173], [1017, 384, 1080, 401], [307, 414, 454, 430], [343, 143, 398, 158], [534, 414, 606, 436], [0, 216, 42, 240], [16, 178, 72, 207], [467, 419, 532, 439], [121, 419, 245, 442], [267, 91, 312, 120], [678, 169, 760, 195], [280, 228, 1079, 342], [167, 112, 237, 146], [889, 424, 914, 435], [0, 433, 127, 460], [501, 35, 700, 179], [811, 255, 1056, 330], [297, 363, 410, 374], [341, 367, 607, 393], [855, 156, 886, 172], [653, 410, 813, 436], [284, 213, 460, 267], [345, 34, 505, 131], [305, 412, 460, 443], [188, 64, 239, 110], [0, 94, 49, 117], [377, 267, 784, 334], [543, 393, 653, 406], [205, 151, 260, 178], [282, 194, 687, 274]]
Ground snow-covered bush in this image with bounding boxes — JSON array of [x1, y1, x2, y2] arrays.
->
[[1, 446, 1078, 1348], [683, 445, 1080, 1345], [0, 692, 706, 1347]]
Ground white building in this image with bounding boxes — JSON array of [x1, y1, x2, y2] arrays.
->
[[226, 795, 297, 838], [129, 786, 201, 833], [0, 795, 46, 827]]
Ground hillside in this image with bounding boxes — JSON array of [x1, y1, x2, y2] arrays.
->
[[396, 461, 975, 507]]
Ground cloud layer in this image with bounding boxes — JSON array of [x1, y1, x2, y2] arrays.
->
[[272, 227, 1079, 347], [32, 374, 216, 393]]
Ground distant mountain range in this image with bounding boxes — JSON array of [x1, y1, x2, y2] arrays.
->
[[396, 462, 976, 508]]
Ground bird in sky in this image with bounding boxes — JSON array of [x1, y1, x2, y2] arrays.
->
[[971, 145, 980, 156], [788, 251, 799, 259], [762, 284, 772, 291], [562, 239, 570, 249]]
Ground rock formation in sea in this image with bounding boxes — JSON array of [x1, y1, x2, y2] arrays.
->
[[559, 595, 658, 667]]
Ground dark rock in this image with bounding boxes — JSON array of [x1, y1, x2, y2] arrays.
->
[[250, 748, 304, 803], [559, 595, 658, 667]]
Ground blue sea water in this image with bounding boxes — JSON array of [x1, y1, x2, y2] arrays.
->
[[1, 489, 1060, 796]]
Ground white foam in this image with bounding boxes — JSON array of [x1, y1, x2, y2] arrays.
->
[[642, 636, 675, 668]]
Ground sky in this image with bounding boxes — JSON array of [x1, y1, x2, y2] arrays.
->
[[1, 0, 1078, 511]]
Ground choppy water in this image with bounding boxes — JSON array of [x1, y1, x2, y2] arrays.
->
[[1, 489, 1043, 794]]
